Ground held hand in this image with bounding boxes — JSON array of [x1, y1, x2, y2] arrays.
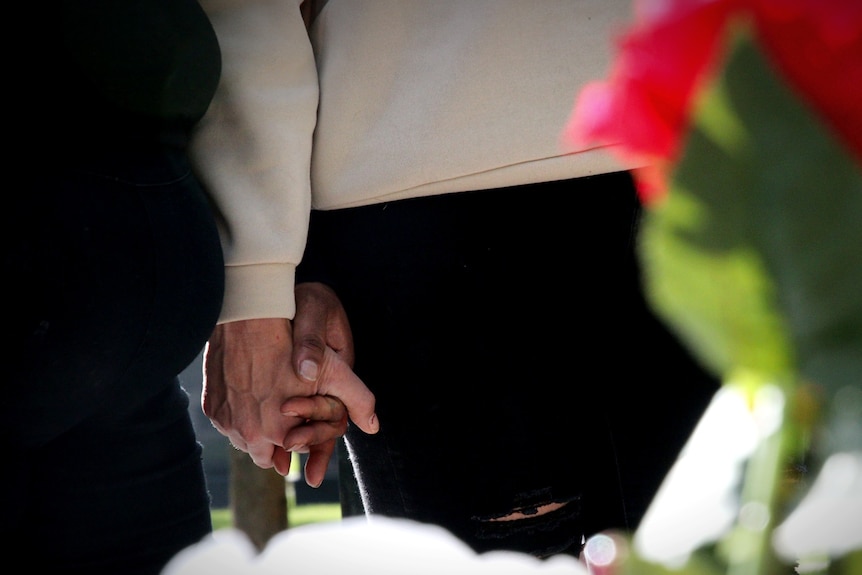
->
[[282, 346, 379, 487], [202, 317, 377, 483], [289, 283, 379, 437], [288, 282, 379, 486]]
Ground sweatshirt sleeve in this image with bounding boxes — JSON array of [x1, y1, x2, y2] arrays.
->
[[192, 0, 318, 323]]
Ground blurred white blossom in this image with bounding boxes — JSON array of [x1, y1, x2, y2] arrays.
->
[[162, 516, 589, 575], [634, 385, 763, 566], [772, 451, 862, 562]]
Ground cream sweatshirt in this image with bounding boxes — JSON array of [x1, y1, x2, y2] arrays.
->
[[193, 0, 636, 323]]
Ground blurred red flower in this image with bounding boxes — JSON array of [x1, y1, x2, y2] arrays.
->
[[563, 0, 862, 204]]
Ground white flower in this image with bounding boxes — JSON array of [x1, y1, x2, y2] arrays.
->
[[163, 516, 588, 574], [772, 451, 862, 563]]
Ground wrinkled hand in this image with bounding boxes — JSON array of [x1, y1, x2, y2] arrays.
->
[[202, 317, 377, 486]]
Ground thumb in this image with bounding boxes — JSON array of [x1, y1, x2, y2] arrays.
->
[[293, 332, 327, 382], [317, 346, 379, 435]]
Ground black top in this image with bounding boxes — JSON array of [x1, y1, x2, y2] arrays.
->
[[21, 0, 221, 149]]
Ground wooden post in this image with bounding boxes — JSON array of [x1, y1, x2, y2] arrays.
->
[[228, 448, 288, 551]]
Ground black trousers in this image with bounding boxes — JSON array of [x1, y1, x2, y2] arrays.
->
[[4, 145, 224, 574], [299, 171, 720, 557]]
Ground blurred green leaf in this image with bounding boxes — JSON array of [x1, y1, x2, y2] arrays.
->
[[639, 29, 862, 459]]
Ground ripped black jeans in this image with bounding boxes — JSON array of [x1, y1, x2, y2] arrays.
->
[[298, 171, 719, 557]]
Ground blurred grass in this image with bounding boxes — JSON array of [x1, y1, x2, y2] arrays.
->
[[211, 501, 341, 530]]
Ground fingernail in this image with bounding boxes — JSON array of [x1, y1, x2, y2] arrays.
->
[[369, 413, 378, 431], [283, 410, 299, 417], [299, 359, 319, 381]]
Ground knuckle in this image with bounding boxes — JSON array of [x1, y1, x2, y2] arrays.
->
[[297, 335, 326, 354]]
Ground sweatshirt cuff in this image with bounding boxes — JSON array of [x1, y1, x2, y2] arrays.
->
[[218, 263, 296, 323]]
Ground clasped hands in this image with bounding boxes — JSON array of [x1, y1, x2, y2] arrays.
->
[[201, 283, 377, 488]]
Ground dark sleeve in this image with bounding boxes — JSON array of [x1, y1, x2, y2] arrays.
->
[[21, 0, 221, 148], [60, 0, 221, 122]]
